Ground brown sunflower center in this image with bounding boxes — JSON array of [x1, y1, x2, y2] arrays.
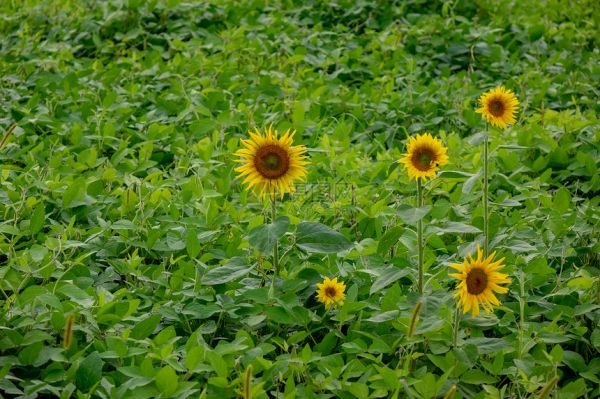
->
[[488, 99, 505, 117], [410, 147, 437, 171], [325, 286, 337, 298], [466, 267, 488, 295], [254, 144, 290, 179]]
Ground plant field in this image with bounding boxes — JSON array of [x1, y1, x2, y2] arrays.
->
[[0, 1, 599, 398]]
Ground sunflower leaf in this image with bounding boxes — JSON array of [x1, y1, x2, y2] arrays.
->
[[397, 204, 432, 225], [248, 216, 290, 253]]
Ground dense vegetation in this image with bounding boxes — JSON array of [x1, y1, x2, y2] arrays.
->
[[0, 0, 598, 398]]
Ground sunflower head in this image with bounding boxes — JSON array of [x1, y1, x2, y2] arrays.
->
[[316, 277, 346, 309], [449, 246, 511, 317], [400, 133, 449, 181], [234, 126, 309, 198], [476, 86, 519, 129]]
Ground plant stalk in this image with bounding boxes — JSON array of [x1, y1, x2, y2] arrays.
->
[[417, 178, 424, 295], [483, 124, 489, 257], [271, 195, 279, 276], [452, 305, 461, 347]]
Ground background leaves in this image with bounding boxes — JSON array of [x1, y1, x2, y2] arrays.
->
[[0, 0, 599, 398]]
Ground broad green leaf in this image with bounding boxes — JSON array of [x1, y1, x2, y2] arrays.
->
[[76, 352, 103, 393], [432, 221, 481, 234], [186, 228, 201, 258], [295, 222, 352, 253], [463, 170, 481, 194], [437, 170, 474, 179], [202, 257, 254, 285], [461, 369, 498, 384], [131, 314, 161, 340], [364, 310, 399, 323], [397, 204, 432, 225], [465, 337, 510, 354], [370, 267, 410, 295], [29, 245, 48, 262], [30, 203, 45, 234], [248, 216, 289, 253], [377, 226, 404, 255], [155, 365, 178, 397]]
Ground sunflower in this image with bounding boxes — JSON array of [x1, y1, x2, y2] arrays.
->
[[316, 277, 346, 309], [476, 86, 519, 129], [235, 126, 309, 198], [449, 246, 511, 317], [400, 133, 449, 181]]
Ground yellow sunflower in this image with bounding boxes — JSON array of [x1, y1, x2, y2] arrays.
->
[[316, 277, 346, 309], [400, 133, 449, 181], [476, 86, 519, 129], [235, 126, 309, 198], [449, 246, 511, 317]]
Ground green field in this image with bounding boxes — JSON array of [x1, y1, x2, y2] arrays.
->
[[1, 1, 599, 398]]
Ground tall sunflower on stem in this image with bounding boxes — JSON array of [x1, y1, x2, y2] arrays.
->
[[449, 86, 518, 346], [401, 133, 449, 295], [475, 86, 519, 256], [235, 126, 309, 279]]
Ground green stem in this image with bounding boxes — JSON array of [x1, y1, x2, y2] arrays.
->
[[483, 124, 489, 257], [417, 179, 424, 295], [452, 305, 461, 347], [271, 196, 279, 276], [519, 269, 526, 358]]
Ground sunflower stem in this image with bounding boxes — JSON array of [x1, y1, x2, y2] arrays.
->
[[271, 195, 279, 276], [483, 123, 489, 257], [452, 305, 461, 347], [417, 178, 424, 295], [518, 269, 526, 358]]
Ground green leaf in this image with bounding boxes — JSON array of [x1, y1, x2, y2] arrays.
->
[[186, 228, 201, 258], [591, 329, 600, 351], [553, 187, 571, 213], [62, 178, 86, 208], [365, 310, 399, 323], [30, 203, 45, 234], [292, 101, 305, 126], [397, 204, 432, 225], [461, 369, 498, 384], [524, 257, 555, 275], [437, 170, 474, 179], [155, 365, 178, 397], [131, 314, 161, 340], [18, 342, 43, 366], [202, 257, 254, 285], [248, 216, 289, 253], [465, 337, 510, 354], [29, 244, 48, 262], [58, 284, 94, 307], [549, 345, 564, 363], [377, 226, 404, 255], [567, 276, 594, 289], [76, 352, 103, 393], [462, 170, 481, 194], [370, 267, 410, 295], [295, 222, 352, 253], [432, 221, 481, 234]]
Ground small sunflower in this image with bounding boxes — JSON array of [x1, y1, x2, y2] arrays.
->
[[449, 246, 511, 317], [400, 133, 449, 181], [235, 126, 309, 198], [476, 86, 519, 129], [316, 277, 346, 309]]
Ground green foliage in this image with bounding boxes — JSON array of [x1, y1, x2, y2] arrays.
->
[[0, 0, 599, 398]]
